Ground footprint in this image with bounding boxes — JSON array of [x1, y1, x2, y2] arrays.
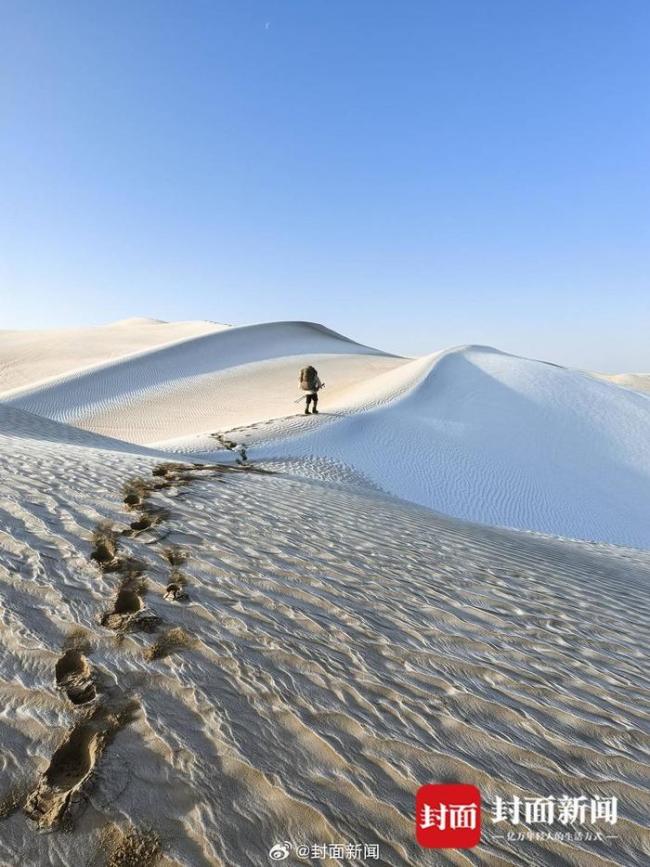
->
[[152, 461, 189, 478], [121, 475, 163, 509], [163, 545, 187, 567], [101, 824, 161, 867], [129, 515, 154, 532], [90, 523, 119, 569], [129, 505, 170, 534], [144, 627, 195, 661], [24, 702, 137, 829], [164, 578, 189, 602], [101, 579, 160, 633], [115, 588, 143, 615], [55, 649, 96, 706], [24, 723, 98, 827]]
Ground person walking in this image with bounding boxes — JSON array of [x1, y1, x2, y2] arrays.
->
[[299, 365, 322, 414]]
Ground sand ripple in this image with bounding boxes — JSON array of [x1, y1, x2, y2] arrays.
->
[[0, 425, 648, 865]]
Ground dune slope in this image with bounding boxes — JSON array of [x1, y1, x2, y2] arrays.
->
[[591, 372, 650, 395], [0, 407, 648, 866], [4, 321, 401, 443], [168, 345, 650, 550], [4, 322, 649, 548], [0, 318, 228, 395]]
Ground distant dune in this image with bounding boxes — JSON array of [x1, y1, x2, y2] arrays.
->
[[590, 371, 650, 395], [0, 317, 228, 394]]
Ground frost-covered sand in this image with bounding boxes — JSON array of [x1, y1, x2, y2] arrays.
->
[[1, 320, 649, 866]]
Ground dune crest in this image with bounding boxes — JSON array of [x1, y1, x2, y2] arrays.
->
[[0, 318, 229, 395]]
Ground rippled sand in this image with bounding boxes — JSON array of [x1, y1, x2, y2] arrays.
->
[[0, 413, 648, 866]]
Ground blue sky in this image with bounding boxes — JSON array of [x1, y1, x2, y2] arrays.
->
[[1, 1, 649, 370]]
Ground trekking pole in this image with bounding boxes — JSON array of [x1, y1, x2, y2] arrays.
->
[[293, 382, 325, 404]]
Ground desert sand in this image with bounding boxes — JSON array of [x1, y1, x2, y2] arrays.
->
[[590, 372, 650, 395], [0, 317, 228, 395], [3, 321, 650, 549], [0, 320, 649, 866]]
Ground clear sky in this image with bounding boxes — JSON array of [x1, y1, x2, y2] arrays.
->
[[1, 1, 649, 370]]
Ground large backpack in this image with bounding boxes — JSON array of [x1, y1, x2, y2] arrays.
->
[[300, 366, 317, 391]]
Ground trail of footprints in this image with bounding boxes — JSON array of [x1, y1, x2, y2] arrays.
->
[[23, 459, 256, 834]]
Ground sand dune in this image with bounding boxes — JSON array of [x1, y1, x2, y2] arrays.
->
[[0, 403, 166, 457], [0, 317, 228, 396], [0, 403, 648, 865], [151, 343, 650, 550], [591, 372, 650, 395], [4, 321, 650, 548], [4, 321, 399, 440]]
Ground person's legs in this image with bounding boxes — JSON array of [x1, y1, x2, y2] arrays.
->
[[312, 392, 319, 413], [305, 394, 313, 413]]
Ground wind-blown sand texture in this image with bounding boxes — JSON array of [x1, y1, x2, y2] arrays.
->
[[0, 317, 228, 395], [0, 320, 649, 865]]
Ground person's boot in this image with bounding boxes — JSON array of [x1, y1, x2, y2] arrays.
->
[[304, 407, 310, 414], [312, 408, 319, 414]]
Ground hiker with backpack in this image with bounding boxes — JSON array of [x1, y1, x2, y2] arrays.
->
[[299, 365, 323, 414]]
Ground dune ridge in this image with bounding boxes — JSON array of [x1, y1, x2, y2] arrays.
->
[[0, 318, 229, 396], [150, 343, 650, 550]]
